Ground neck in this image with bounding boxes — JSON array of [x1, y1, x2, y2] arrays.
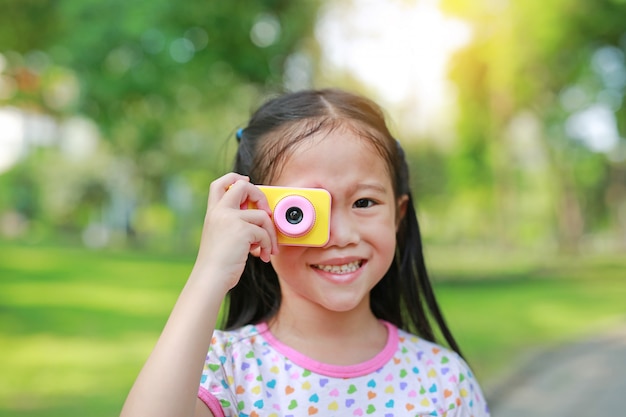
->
[[267, 299, 388, 365]]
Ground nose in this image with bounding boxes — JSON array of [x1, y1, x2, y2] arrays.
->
[[326, 206, 360, 247]]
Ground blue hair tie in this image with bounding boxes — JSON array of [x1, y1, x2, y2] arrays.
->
[[236, 128, 244, 142]]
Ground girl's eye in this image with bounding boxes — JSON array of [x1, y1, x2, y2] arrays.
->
[[353, 198, 376, 208]]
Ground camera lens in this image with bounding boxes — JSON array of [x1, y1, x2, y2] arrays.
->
[[286, 207, 303, 224], [274, 195, 316, 238]]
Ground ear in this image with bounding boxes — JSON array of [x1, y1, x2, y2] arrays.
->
[[395, 194, 409, 230]]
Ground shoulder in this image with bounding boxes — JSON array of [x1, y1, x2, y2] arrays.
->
[[394, 327, 490, 416], [209, 324, 266, 354], [202, 324, 271, 388], [211, 324, 262, 344], [395, 326, 476, 381], [396, 327, 465, 367]]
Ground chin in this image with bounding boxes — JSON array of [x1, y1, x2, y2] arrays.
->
[[318, 295, 369, 314]]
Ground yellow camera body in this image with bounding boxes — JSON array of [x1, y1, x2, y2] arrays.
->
[[256, 185, 331, 247]]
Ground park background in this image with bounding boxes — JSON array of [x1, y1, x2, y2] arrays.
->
[[1, 0, 625, 416]]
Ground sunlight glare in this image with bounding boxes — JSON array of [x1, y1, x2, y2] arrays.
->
[[0, 108, 24, 174], [316, 0, 471, 135]]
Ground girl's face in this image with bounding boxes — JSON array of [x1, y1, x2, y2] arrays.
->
[[268, 127, 407, 317]]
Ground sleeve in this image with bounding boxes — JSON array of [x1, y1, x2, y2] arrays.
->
[[450, 356, 491, 417], [197, 335, 237, 417]]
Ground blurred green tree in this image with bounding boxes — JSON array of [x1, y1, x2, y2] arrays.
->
[[442, 0, 626, 252], [0, 0, 321, 248]]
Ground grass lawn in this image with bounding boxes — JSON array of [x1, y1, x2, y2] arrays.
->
[[1, 241, 625, 416]]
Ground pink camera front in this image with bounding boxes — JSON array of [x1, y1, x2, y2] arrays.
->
[[273, 195, 316, 238], [255, 186, 331, 247]]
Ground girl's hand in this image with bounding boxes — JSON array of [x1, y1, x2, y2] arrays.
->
[[192, 173, 278, 292], [121, 173, 274, 417]]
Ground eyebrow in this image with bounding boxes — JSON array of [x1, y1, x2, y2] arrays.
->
[[351, 182, 389, 195]]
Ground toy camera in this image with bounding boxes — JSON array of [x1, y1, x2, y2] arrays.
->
[[256, 185, 331, 247]]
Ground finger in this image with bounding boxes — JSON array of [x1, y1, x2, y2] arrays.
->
[[258, 243, 275, 263], [250, 244, 271, 263], [207, 173, 249, 207], [220, 183, 278, 251], [214, 180, 263, 212], [214, 180, 279, 255], [246, 185, 273, 215], [241, 210, 278, 261], [247, 225, 273, 263], [233, 185, 280, 253], [225, 182, 273, 217], [250, 244, 261, 258]]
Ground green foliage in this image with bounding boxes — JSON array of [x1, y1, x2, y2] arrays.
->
[[441, 0, 626, 251], [0, 242, 193, 417], [2, 242, 625, 415], [0, 0, 321, 249], [2, 0, 625, 252]]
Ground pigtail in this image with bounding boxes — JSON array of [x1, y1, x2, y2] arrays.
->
[[400, 197, 463, 357], [391, 140, 464, 357]]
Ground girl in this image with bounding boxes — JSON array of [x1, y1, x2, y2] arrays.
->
[[120, 89, 490, 417]]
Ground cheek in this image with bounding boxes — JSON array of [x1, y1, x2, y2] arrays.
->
[[381, 220, 400, 259], [381, 232, 398, 265], [269, 247, 306, 275], [363, 219, 398, 262]]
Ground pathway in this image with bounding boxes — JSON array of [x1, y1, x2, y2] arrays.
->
[[487, 325, 626, 416]]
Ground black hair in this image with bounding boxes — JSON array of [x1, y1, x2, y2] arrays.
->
[[224, 88, 463, 357]]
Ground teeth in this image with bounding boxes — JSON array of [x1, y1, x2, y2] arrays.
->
[[313, 261, 362, 274]]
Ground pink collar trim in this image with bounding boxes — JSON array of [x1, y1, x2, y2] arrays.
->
[[255, 321, 398, 378]]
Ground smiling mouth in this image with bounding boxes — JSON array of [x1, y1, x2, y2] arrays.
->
[[311, 260, 363, 274]]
